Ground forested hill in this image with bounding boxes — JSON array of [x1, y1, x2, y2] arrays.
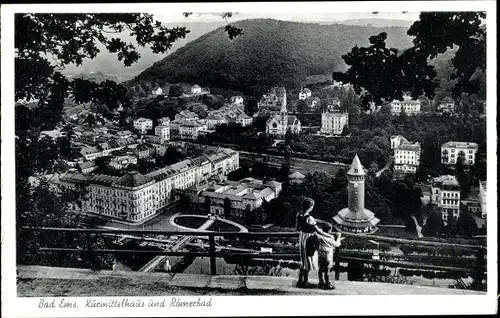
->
[[129, 19, 414, 95]]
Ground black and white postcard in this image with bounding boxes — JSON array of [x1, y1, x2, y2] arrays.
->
[[1, 1, 497, 317]]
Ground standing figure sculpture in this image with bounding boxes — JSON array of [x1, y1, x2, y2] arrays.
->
[[295, 197, 335, 288]]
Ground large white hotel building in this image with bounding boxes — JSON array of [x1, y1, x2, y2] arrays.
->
[[60, 148, 239, 223]]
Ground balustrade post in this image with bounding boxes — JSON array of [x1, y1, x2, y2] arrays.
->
[[473, 248, 485, 291], [334, 245, 341, 280], [209, 235, 216, 275], [85, 233, 96, 270]]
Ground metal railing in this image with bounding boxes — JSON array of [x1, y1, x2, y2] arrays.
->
[[26, 227, 487, 290]]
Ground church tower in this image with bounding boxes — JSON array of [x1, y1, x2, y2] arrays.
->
[[279, 101, 288, 132], [332, 154, 380, 234]]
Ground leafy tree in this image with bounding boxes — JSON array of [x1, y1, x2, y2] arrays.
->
[[223, 197, 232, 218], [204, 197, 211, 215], [169, 85, 183, 97], [333, 32, 438, 109], [457, 209, 477, 237], [407, 12, 486, 98], [244, 97, 258, 116], [297, 99, 308, 113]]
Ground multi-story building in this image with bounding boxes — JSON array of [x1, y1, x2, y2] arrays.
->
[[236, 113, 253, 127], [109, 155, 138, 170], [266, 102, 301, 136], [258, 87, 287, 111], [152, 87, 163, 96], [60, 148, 239, 223], [80, 146, 102, 161], [158, 117, 171, 125], [479, 180, 487, 219], [320, 110, 348, 135], [441, 141, 479, 166], [115, 130, 134, 139], [391, 135, 421, 174], [390, 94, 421, 116], [298, 88, 312, 100], [230, 96, 244, 106], [155, 124, 170, 141], [78, 161, 97, 174], [179, 121, 208, 140], [185, 177, 282, 217], [191, 84, 202, 94], [438, 97, 455, 113], [431, 175, 461, 223], [133, 118, 153, 134], [175, 110, 199, 123], [205, 114, 227, 129]]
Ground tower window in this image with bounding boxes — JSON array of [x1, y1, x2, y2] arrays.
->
[[354, 169, 358, 173]]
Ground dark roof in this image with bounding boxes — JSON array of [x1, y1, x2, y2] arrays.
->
[[115, 171, 150, 187]]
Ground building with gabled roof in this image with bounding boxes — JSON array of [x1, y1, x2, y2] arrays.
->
[[185, 177, 282, 218], [332, 155, 380, 234], [266, 102, 301, 136], [258, 86, 287, 112]]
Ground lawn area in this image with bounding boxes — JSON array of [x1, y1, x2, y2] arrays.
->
[[206, 220, 240, 232], [174, 216, 209, 229]]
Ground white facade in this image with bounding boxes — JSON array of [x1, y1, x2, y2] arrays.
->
[[441, 141, 478, 165], [320, 112, 348, 135], [179, 122, 208, 140], [394, 144, 421, 173], [154, 125, 170, 141], [390, 135, 409, 149], [392, 135, 421, 174], [133, 118, 153, 134], [109, 156, 138, 170], [390, 95, 421, 116], [431, 175, 461, 223], [230, 96, 244, 106], [298, 88, 312, 100], [191, 84, 202, 94], [158, 117, 170, 125], [152, 87, 163, 95], [205, 116, 227, 129], [236, 114, 253, 127], [60, 149, 240, 223]]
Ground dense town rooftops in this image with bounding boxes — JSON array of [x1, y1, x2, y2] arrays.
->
[[442, 141, 479, 149], [78, 161, 96, 170]]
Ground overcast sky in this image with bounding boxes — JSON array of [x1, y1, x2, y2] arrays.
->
[[153, 12, 421, 23]]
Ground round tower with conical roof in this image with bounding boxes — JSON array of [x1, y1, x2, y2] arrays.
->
[[347, 154, 365, 213], [332, 154, 380, 234]]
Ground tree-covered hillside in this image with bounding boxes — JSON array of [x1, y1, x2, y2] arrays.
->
[[129, 19, 413, 96]]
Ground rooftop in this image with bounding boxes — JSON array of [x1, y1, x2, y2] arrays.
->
[[347, 154, 365, 176], [442, 141, 479, 149]]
